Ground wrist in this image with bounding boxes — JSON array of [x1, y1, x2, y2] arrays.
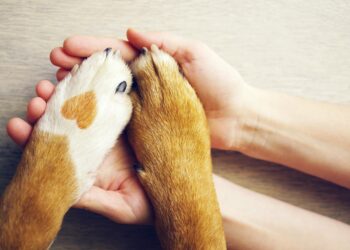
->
[[225, 85, 266, 154], [230, 87, 304, 162]]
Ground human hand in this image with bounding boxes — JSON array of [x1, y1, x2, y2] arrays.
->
[[7, 78, 152, 224], [125, 29, 254, 151], [51, 29, 254, 151]]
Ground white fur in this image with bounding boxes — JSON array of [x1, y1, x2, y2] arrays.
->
[[37, 50, 133, 197]]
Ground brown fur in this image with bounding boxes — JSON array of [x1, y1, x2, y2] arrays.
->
[[127, 48, 226, 249], [61, 91, 97, 129], [0, 131, 77, 250]]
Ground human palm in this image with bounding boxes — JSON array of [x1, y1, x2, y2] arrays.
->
[[124, 29, 249, 150], [50, 29, 249, 150], [76, 138, 152, 224]]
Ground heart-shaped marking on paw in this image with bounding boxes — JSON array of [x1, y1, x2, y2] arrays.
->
[[61, 91, 97, 129]]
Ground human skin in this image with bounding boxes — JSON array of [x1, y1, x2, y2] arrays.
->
[[6, 29, 350, 249]]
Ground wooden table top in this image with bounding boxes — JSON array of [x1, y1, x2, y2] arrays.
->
[[0, 1, 349, 249]]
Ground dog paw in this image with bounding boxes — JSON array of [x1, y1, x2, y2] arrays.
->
[[128, 45, 209, 175], [127, 46, 225, 249], [130, 45, 196, 108], [36, 48, 133, 196]]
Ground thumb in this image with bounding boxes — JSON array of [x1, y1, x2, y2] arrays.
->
[[74, 186, 137, 224], [126, 28, 192, 64]]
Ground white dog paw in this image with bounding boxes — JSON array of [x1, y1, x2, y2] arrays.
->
[[37, 48, 133, 196]]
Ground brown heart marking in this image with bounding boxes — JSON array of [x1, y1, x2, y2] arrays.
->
[[61, 91, 97, 129]]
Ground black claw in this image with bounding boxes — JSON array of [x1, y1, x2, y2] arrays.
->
[[115, 81, 127, 93], [140, 47, 147, 55], [133, 164, 143, 172], [104, 47, 112, 55]]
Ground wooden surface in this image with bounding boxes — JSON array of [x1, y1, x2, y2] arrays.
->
[[0, 0, 349, 249]]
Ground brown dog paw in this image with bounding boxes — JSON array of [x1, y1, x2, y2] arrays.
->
[[127, 45, 226, 250]]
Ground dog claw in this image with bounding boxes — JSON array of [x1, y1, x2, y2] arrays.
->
[[150, 44, 159, 52], [140, 47, 148, 55], [104, 47, 112, 55], [71, 64, 79, 75]]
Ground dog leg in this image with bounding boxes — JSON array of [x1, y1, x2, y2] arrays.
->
[[128, 45, 226, 250], [0, 49, 132, 249]]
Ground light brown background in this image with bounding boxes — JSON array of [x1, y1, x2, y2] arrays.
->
[[0, 0, 349, 249]]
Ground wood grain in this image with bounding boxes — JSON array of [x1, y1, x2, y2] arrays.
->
[[0, 0, 349, 249]]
